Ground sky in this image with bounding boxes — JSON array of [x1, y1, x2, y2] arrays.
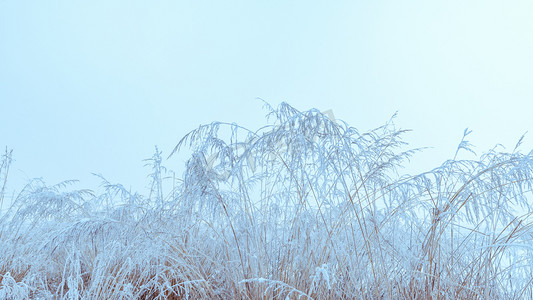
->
[[1, 1, 533, 203]]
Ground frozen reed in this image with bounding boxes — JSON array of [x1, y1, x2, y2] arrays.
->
[[1, 103, 532, 299]]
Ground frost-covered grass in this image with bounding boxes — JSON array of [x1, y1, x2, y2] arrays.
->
[[1, 102, 532, 299]]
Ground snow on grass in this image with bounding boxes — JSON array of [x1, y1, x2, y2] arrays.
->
[[1, 102, 532, 299]]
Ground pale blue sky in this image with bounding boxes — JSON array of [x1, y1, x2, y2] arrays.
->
[[1, 1, 532, 198]]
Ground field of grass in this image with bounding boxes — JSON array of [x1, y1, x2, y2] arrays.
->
[[1, 102, 532, 299]]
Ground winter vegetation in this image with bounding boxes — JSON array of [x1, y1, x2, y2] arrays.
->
[[1, 102, 532, 299]]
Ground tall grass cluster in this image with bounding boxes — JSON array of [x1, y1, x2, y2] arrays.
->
[[1, 103, 532, 299]]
